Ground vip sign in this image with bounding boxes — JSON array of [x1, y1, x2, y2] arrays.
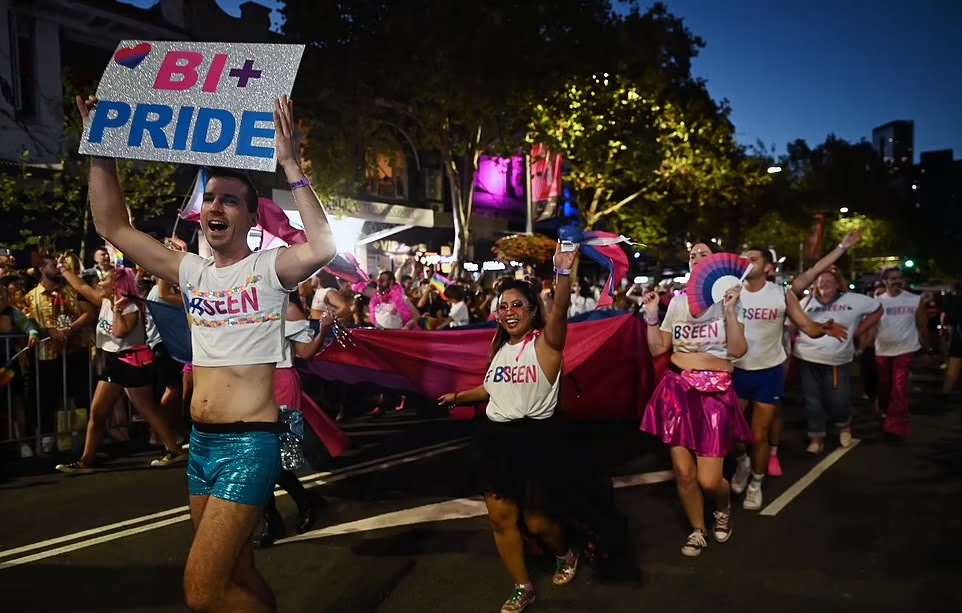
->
[[79, 41, 305, 171]]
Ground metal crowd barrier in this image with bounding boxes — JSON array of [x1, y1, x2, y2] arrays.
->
[[1, 334, 95, 453]]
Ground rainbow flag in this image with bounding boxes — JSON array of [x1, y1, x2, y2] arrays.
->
[[430, 273, 453, 294]]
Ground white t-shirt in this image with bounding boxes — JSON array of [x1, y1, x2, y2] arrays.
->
[[277, 319, 316, 369], [96, 299, 144, 353], [179, 248, 292, 367], [661, 294, 744, 361], [484, 333, 559, 422], [311, 287, 332, 312], [448, 301, 469, 327], [144, 284, 162, 349], [735, 281, 788, 371], [875, 291, 922, 357], [794, 292, 881, 366]]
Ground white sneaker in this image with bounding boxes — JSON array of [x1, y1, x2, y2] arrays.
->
[[731, 459, 751, 495], [806, 439, 824, 454], [681, 529, 708, 557], [839, 431, 853, 448], [743, 483, 763, 511], [19, 443, 34, 458]]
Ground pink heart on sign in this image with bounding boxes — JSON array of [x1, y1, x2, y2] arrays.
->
[[114, 43, 152, 69]]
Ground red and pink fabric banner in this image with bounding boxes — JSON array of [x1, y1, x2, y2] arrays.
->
[[305, 314, 655, 421]]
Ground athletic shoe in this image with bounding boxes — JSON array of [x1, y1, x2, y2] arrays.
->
[[552, 550, 579, 585], [731, 458, 751, 495], [55, 461, 95, 474], [681, 529, 707, 557], [839, 430, 853, 448], [19, 443, 34, 458], [501, 586, 536, 613], [712, 508, 733, 543], [743, 483, 763, 511], [806, 439, 824, 454], [767, 454, 783, 477], [150, 451, 187, 467]]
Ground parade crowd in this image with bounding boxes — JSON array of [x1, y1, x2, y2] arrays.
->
[[0, 94, 944, 613]]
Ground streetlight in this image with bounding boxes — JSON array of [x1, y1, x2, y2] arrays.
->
[[767, 166, 782, 174], [904, 259, 915, 269], [839, 207, 849, 213]]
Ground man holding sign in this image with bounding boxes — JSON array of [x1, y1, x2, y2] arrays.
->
[[77, 87, 334, 611]]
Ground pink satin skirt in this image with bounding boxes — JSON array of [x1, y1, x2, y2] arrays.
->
[[641, 369, 753, 457]]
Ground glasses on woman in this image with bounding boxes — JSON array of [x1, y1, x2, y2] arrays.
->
[[497, 300, 530, 312]]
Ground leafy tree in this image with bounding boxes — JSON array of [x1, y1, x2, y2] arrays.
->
[[0, 75, 179, 258], [526, 5, 769, 262], [281, 0, 617, 272]]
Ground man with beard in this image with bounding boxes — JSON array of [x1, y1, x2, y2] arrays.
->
[[22, 254, 94, 452]]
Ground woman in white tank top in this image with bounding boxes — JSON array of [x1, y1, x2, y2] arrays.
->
[[437, 245, 581, 613], [54, 265, 184, 472]]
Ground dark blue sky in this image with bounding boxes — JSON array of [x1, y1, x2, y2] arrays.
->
[[119, 1, 960, 161], [645, 0, 962, 160]]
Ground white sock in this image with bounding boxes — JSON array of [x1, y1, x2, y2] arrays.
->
[[769, 445, 779, 457], [750, 472, 764, 487], [737, 453, 750, 466]]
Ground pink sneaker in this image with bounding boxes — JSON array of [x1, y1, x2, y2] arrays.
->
[[767, 454, 783, 477]]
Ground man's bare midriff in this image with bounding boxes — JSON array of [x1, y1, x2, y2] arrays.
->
[[671, 352, 734, 373], [191, 364, 278, 423]]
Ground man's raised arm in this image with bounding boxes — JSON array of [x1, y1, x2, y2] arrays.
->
[[79, 96, 184, 284], [272, 96, 336, 289]]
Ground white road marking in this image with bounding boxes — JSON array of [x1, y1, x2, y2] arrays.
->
[[285, 469, 676, 544], [282, 498, 488, 543], [760, 439, 860, 516], [0, 438, 468, 568], [612, 470, 674, 489], [0, 516, 189, 570]]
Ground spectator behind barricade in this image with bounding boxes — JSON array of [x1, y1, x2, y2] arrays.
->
[[83, 246, 114, 281], [2, 274, 27, 310], [568, 281, 598, 317], [0, 284, 41, 457], [436, 285, 470, 329], [0, 247, 17, 276], [22, 254, 95, 452]]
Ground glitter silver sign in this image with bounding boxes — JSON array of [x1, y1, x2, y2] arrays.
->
[[79, 41, 305, 172]]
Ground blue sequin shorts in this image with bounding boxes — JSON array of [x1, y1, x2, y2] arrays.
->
[[187, 425, 282, 507]]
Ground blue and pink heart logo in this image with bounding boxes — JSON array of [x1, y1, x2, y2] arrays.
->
[[114, 43, 151, 69]]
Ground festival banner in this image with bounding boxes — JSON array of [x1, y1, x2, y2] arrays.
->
[[79, 41, 305, 171]]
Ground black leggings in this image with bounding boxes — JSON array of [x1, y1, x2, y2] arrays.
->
[[265, 469, 309, 511]]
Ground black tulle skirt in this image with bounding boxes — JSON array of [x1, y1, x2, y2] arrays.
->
[[471, 414, 570, 515], [471, 413, 639, 580]]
